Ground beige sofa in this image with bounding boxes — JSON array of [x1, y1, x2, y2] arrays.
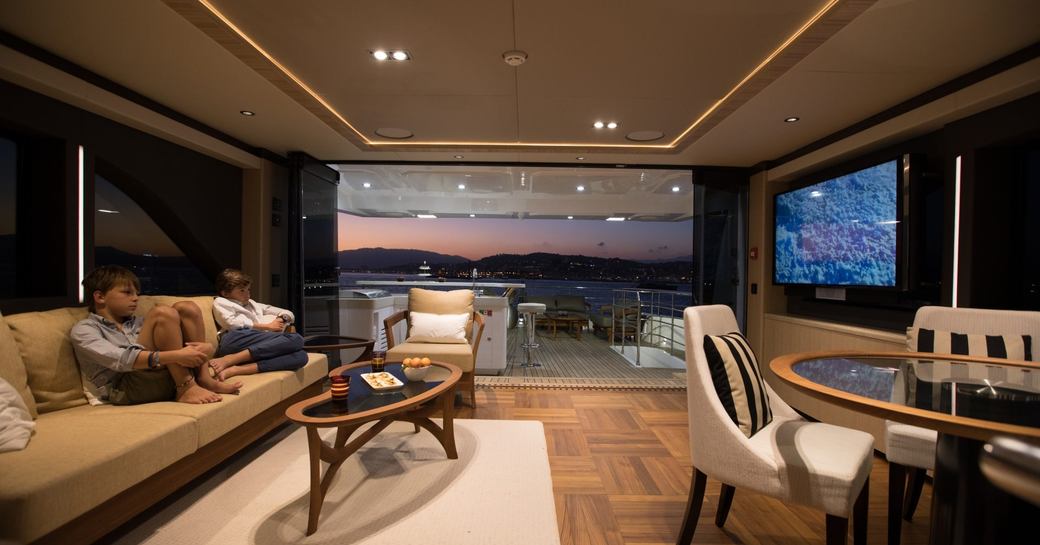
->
[[0, 296, 327, 545]]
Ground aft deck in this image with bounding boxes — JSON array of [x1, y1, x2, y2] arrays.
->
[[476, 324, 686, 390]]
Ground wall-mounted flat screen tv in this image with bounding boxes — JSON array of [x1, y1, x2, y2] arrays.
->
[[774, 159, 902, 287]]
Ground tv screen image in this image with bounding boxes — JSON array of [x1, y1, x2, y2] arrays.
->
[[774, 159, 899, 287]]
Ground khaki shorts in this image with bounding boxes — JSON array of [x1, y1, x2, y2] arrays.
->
[[108, 369, 177, 405]]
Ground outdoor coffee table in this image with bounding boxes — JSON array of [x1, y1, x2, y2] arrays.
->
[[285, 360, 461, 535], [546, 312, 586, 340]]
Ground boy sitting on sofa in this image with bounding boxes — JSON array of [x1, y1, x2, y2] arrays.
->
[[207, 269, 307, 381], [71, 265, 242, 405]]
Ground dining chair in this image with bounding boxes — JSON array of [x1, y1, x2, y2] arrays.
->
[[679, 305, 874, 545], [384, 288, 485, 407], [886, 306, 1040, 545]]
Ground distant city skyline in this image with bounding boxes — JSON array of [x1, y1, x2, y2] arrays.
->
[[338, 213, 693, 261]]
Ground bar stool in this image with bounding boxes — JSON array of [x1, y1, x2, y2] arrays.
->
[[516, 302, 546, 368]]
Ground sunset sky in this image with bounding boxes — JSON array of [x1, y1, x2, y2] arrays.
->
[[338, 213, 693, 261]]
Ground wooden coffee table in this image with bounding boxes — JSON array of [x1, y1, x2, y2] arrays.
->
[[285, 360, 461, 535]]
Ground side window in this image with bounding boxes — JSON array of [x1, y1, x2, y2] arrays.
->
[[94, 174, 212, 295], [0, 136, 16, 297]]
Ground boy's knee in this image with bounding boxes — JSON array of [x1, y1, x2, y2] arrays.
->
[[172, 301, 201, 319], [286, 333, 305, 350], [149, 305, 180, 323]]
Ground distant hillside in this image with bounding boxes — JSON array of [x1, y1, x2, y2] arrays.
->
[[638, 254, 693, 264], [338, 247, 469, 269]]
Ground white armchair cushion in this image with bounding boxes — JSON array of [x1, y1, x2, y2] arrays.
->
[[409, 311, 469, 341], [908, 327, 1032, 360], [703, 332, 772, 437]]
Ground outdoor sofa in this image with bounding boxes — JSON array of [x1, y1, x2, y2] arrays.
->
[[0, 295, 327, 545]]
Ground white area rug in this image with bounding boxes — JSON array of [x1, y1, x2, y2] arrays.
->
[[112, 419, 559, 545]]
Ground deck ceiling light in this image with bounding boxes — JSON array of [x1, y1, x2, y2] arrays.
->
[[784, 116, 800, 123], [239, 110, 254, 116], [469, 214, 476, 218], [458, 184, 466, 190], [576, 185, 585, 192], [593, 121, 604, 129], [606, 217, 626, 221], [672, 186, 681, 192], [454, 155, 464, 159], [416, 214, 437, 219], [576, 156, 585, 161], [606, 121, 618, 129], [567, 216, 574, 220]]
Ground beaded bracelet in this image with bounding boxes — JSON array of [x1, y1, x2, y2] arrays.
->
[[148, 351, 161, 369]]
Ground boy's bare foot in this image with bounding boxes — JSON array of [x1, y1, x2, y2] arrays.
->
[[208, 356, 236, 376], [219, 365, 251, 382], [198, 368, 242, 394], [177, 383, 222, 404]]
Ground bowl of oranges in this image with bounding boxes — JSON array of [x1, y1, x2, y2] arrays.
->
[[402, 356, 432, 381]]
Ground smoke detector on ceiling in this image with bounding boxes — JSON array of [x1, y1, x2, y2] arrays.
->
[[502, 50, 528, 66]]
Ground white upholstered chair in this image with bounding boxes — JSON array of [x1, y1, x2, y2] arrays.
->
[[886, 306, 1040, 545], [679, 305, 874, 545], [384, 288, 485, 407]]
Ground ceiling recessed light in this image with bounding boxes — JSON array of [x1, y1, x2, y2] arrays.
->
[[239, 110, 254, 116], [371, 50, 389, 61], [469, 214, 476, 218], [593, 121, 604, 129], [374, 127, 414, 139], [567, 215, 574, 220], [607, 121, 618, 129], [576, 156, 585, 161], [454, 155, 464, 159], [606, 217, 626, 222], [416, 214, 437, 219], [502, 50, 528, 66], [784, 116, 800, 123], [391, 50, 410, 61], [625, 130, 664, 142], [362, 182, 372, 188], [672, 186, 680, 192], [458, 183, 466, 190], [576, 185, 585, 192]]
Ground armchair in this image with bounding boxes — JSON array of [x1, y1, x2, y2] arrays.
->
[[679, 305, 873, 545], [886, 306, 1040, 545], [383, 288, 485, 407]]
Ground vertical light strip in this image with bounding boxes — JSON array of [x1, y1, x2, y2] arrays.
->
[[951, 155, 962, 308], [77, 145, 85, 303]]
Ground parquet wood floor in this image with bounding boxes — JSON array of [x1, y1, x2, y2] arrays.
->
[[458, 388, 933, 545]]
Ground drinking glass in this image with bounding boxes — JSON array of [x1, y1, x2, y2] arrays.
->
[[371, 350, 386, 372]]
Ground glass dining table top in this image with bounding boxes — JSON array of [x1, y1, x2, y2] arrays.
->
[[791, 356, 1040, 428]]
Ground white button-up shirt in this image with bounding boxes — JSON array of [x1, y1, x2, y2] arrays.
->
[[212, 297, 295, 332]]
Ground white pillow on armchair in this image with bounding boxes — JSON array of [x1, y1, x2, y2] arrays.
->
[[409, 311, 469, 341]]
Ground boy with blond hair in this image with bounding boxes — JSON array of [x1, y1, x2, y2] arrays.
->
[[71, 265, 241, 405], [208, 269, 307, 380]]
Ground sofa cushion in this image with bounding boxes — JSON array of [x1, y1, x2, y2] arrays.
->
[[408, 288, 473, 315], [388, 341, 475, 372], [0, 311, 37, 418], [276, 352, 328, 399], [0, 405, 198, 544], [137, 295, 219, 347], [5, 307, 89, 414], [105, 371, 284, 447]]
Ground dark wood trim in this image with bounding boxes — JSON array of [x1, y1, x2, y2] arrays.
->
[[771, 41, 1040, 167], [32, 381, 323, 545], [0, 28, 286, 167]]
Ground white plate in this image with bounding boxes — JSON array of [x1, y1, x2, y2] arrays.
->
[[360, 372, 404, 390]]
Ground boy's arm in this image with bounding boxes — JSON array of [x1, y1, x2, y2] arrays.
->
[[70, 322, 145, 372], [213, 297, 255, 329], [256, 301, 294, 324]]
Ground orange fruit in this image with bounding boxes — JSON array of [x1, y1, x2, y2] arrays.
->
[[420, 357, 431, 366], [403, 357, 413, 366]]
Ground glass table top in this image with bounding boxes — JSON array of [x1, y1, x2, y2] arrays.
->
[[303, 363, 443, 418], [792, 357, 1040, 428]]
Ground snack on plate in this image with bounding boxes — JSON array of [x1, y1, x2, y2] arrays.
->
[[361, 372, 403, 389]]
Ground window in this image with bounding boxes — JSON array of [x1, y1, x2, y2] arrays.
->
[[94, 174, 211, 295]]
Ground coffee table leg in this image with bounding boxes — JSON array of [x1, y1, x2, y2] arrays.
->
[[441, 386, 458, 459], [305, 427, 324, 535]]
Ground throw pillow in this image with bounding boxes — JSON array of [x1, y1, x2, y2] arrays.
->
[[703, 332, 772, 438], [0, 377, 35, 452], [907, 328, 1032, 360], [409, 312, 470, 341]]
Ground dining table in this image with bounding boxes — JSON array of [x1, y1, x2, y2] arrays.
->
[[770, 351, 1040, 545]]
